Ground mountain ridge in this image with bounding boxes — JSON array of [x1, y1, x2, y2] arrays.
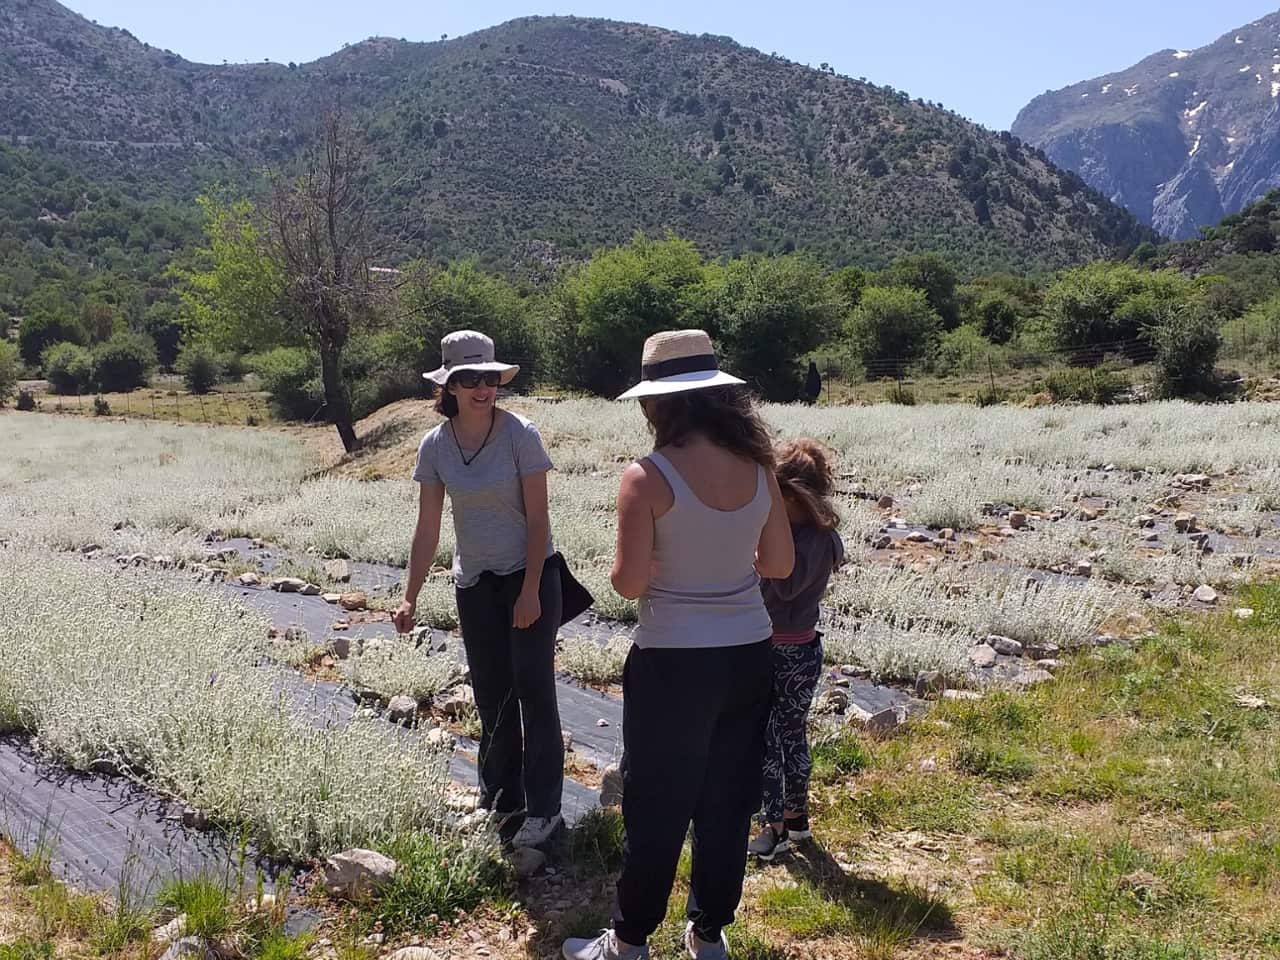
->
[[2, 0, 1152, 272], [1012, 10, 1280, 240]]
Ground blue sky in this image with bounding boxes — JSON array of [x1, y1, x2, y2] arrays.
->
[[64, 0, 1279, 129]]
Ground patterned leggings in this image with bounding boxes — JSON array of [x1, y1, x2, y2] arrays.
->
[[761, 638, 824, 823]]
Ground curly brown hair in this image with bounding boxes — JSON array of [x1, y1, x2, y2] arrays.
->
[[432, 380, 459, 418], [642, 386, 775, 467], [775, 437, 840, 530]]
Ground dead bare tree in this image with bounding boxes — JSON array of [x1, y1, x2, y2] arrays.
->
[[262, 111, 384, 453]]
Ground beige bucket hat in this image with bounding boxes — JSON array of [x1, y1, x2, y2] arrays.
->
[[423, 330, 519, 386], [617, 329, 745, 400]]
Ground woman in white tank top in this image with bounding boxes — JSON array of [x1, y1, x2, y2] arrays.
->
[[563, 331, 794, 960]]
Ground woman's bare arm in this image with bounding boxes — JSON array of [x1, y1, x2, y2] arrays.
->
[[611, 461, 656, 600], [755, 470, 795, 580]]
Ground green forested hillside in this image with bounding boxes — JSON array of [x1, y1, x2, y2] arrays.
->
[[0, 143, 200, 365], [0, 2, 1152, 273]]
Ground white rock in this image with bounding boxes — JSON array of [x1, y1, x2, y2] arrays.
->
[[151, 914, 187, 944], [918, 758, 937, 773], [158, 938, 215, 960], [969, 644, 998, 668], [1192, 585, 1218, 604], [1010, 667, 1054, 687], [386, 695, 418, 725], [1025, 640, 1061, 661], [269, 577, 306, 593], [323, 848, 397, 900], [387, 946, 445, 960], [323, 559, 351, 583], [987, 635, 1023, 657], [904, 531, 930, 543], [426, 726, 456, 751], [237, 572, 262, 586], [1035, 659, 1063, 673], [814, 688, 851, 714], [596, 718, 610, 727], [321, 592, 343, 604], [942, 689, 983, 701], [1233, 608, 1255, 620], [438, 684, 475, 718], [454, 809, 494, 833], [506, 846, 547, 878], [1074, 560, 1093, 578], [300, 583, 321, 596], [864, 705, 908, 734], [600, 762, 624, 806], [242, 893, 277, 913]]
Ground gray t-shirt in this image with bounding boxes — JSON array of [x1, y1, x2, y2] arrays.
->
[[413, 410, 555, 588]]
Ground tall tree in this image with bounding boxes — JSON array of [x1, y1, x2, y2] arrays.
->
[[262, 112, 386, 453]]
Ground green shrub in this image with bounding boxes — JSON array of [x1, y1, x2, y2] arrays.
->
[[344, 330, 423, 419], [928, 324, 1003, 377], [91, 332, 156, 392], [41, 341, 94, 394], [1147, 303, 1222, 400], [18, 312, 85, 366], [92, 396, 111, 416], [218, 351, 251, 381], [249, 346, 323, 420], [974, 386, 1005, 407], [1043, 366, 1128, 405], [176, 342, 223, 394], [0, 339, 19, 406], [847, 286, 941, 372], [886, 382, 917, 405]]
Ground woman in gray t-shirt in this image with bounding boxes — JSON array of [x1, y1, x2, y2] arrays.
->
[[393, 330, 564, 850]]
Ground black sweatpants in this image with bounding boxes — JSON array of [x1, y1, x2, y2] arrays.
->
[[613, 639, 773, 946], [455, 562, 564, 819]]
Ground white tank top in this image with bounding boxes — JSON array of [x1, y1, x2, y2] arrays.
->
[[633, 450, 774, 650]]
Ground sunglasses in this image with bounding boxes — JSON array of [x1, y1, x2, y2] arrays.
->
[[450, 370, 502, 389]]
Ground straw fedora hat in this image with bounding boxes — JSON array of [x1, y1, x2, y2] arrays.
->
[[423, 330, 519, 386], [617, 329, 745, 400]]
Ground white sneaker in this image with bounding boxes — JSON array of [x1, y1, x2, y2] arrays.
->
[[512, 813, 562, 847], [562, 929, 649, 960], [685, 922, 729, 959]]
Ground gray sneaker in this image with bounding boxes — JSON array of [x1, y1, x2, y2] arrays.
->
[[562, 930, 649, 960], [746, 823, 789, 861], [512, 813, 562, 847], [685, 922, 729, 960]]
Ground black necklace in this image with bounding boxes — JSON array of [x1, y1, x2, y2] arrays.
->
[[451, 409, 496, 466]]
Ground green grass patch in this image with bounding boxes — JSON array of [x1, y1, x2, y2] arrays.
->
[[567, 807, 626, 875], [835, 774, 977, 834], [255, 930, 315, 960], [156, 875, 235, 941], [370, 833, 511, 936], [954, 740, 1037, 781], [0, 941, 53, 960], [810, 734, 872, 781]]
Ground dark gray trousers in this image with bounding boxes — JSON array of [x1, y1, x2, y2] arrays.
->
[[455, 562, 564, 818]]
